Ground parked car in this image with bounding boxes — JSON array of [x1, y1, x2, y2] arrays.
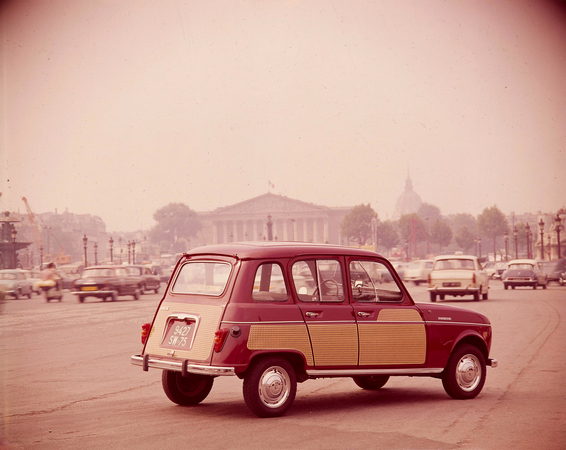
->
[[17, 269, 42, 295], [427, 254, 489, 302], [540, 259, 566, 284], [71, 265, 143, 302], [482, 261, 497, 279], [0, 269, 34, 299], [502, 259, 548, 290], [132, 242, 497, 418], [493, 262, 508, 280], [125, 265, 161, 294], [403, 259, 434, 285]]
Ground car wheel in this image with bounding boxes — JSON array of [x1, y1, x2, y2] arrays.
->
[[154, 286, 160, 294], [13, 290, 20, 300], [504, 284, 508, 290], [243, 356, 297, 418], [133, 288, 141, 300], [543, 283, 547, 290], [430, 293, 437, 302], [27, 291, 32, 299], [473, 291, 479, 301], [414, 281, 420, 286], [78, 295, 85, 303], [511, 285, 515, 289], [353, 375, 390, 390], [110, 291, 118, 301], [481, 287, 488, 300], [140, 284, 146, 295], [533, 284, 537, 289], [442, 344, 486, 400], [162, 370, 214, 406], [440, 294, 445, 300]]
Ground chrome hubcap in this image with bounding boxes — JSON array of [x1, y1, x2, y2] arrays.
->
[[258, 366, 290, 408], [456, 354, 482, 392]]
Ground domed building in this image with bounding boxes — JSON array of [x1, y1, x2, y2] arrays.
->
[[393, 174, 423, 220]]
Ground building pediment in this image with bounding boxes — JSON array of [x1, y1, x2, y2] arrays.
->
[[209, 193, 329, 217]]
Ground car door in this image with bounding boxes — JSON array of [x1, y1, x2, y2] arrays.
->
[[347, 258, 427, 368], [291, 257, 358, 368]]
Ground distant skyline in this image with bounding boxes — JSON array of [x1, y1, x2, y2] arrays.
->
[[2, 0, 565, 232]]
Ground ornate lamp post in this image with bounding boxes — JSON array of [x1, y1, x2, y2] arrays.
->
[[405, 240, 409, 262], [127, 241, 131, 265], [478, 237, 482, 261], [513, 226, 518, 259], [371, 217, 377, 252], [132, 240, 136, 264], [109, 236, 114, 263], [11, 227, 18, 269], [94, 242, 98, 265], [504, 232, 509, 261], [40, 245, 44, 265], [119, 237, 123, 264], [556, 214, 563, 259], [525, 223, 531, 258], [83, 235, 88, 268], [538, 219, 545, 260]]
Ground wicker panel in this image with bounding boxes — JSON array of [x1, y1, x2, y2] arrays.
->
[[358, 323, 426, 365], [377, 309, 423, 322], [145, 302, 223, 361], [248, 324, 314, 366], [308, 323, 358, 366]]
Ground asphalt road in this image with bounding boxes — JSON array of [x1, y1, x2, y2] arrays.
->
[[1, 280, 565, 449]]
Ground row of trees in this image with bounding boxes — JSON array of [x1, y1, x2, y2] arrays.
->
[[340, 203, 515, 260]]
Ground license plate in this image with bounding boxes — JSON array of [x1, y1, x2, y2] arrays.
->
[[443, 282, 461, 287], [160, 319, 196, 350], [81, 286, 98, 291]]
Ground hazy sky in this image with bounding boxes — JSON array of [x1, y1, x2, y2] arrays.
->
[[2, 0, 565, 232]]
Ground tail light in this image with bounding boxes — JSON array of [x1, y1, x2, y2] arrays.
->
[[472, 273, 476, 284], [141, 322, 152, 345], [427, 274, 431, 284], [214, 328, 230, 352]]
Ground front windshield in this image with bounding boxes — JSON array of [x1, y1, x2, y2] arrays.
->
[[434, 259, 475, 270], [126, 267, 142, 276], [171, 261, 231, 296], [0, 272, 17, 280]]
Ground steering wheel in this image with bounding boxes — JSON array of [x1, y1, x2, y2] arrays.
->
[[312, 279, 339, 297]]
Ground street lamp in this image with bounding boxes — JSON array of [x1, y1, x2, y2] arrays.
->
[[538, 219, 545, 260], [504, 231, 509, 261], [83, 234, 88, 268], [11, 227, 17, 269], [94, 242, 98, 265], [513, 226, 518, 259], [132, 240, 136, 264], [127, 241, 131, 264], [478, 237, 482, 261], [266, 214, 273, 241], [525, 223, 531, 258], [40, 245, 44, 265], [109, 236, 114, 263], [556, 214, 563, 259], [371, 217, 377, 252]]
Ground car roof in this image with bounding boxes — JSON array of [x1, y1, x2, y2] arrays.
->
[[433, 254, 476, 261], [508, 259, 538, 264], [186, 241, 381, 260]]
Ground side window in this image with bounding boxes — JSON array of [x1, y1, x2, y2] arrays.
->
[[292, 259, 345, 303], [252, 263, 288, 302], [350, 260, 403, 302]]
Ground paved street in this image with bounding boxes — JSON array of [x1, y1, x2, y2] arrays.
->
[[1, 281, 565, 449]]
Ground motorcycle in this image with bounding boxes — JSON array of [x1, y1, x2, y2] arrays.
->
[[38, 279, 63, 302]]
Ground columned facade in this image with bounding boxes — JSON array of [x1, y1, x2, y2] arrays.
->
[[195, 193, 350, 246]]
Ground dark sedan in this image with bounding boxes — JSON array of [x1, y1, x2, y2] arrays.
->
[[125, 265, 161, 294], [71, 265, 143, 302], [502, 259, 547, 290]]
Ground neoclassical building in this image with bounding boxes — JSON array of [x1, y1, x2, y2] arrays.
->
[[195, 193, 351, 245]]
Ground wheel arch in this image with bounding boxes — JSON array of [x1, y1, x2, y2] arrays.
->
[[451, 333, 489, 363], [237, 351, 308, 381]]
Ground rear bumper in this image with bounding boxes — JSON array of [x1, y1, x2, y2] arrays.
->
[[71, 289, 114, 296], [428, 286, 480, 296], [131, 354, 236, 376]]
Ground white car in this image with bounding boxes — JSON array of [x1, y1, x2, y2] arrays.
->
[[403, 259, 434, 285], [0, 269, 35, 299], [428, 254, 489, 302]]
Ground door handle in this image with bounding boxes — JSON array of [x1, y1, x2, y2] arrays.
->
[[305, 312, 319, 318], [357, 311, 370, 317]]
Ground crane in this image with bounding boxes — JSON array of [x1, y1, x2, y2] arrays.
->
[[22, 197, 44, 258]]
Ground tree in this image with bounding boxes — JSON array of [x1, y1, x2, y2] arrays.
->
[[149, 203, 201, 252], [477, 205, 509, 260], [397, 213, 427, 258], [417, 203, 442, 223], [340, 204, 377, 245], [430, 219, 453, 252], [449, 213, 477, 236], [377, 221, 399, 255], [455, 225, 475, 253]]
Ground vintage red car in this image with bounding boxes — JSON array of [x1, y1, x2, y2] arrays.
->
[[132, 242, 497, 417]]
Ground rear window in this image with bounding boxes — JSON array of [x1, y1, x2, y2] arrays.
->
[[434, 259, 475, 270], [171, 261, 231, 296]]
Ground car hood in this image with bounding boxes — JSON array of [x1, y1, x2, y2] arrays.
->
[[416, 303, 490, 325]]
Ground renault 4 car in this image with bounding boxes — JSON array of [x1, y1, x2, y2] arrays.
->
[[131, 242, 497, 417]]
